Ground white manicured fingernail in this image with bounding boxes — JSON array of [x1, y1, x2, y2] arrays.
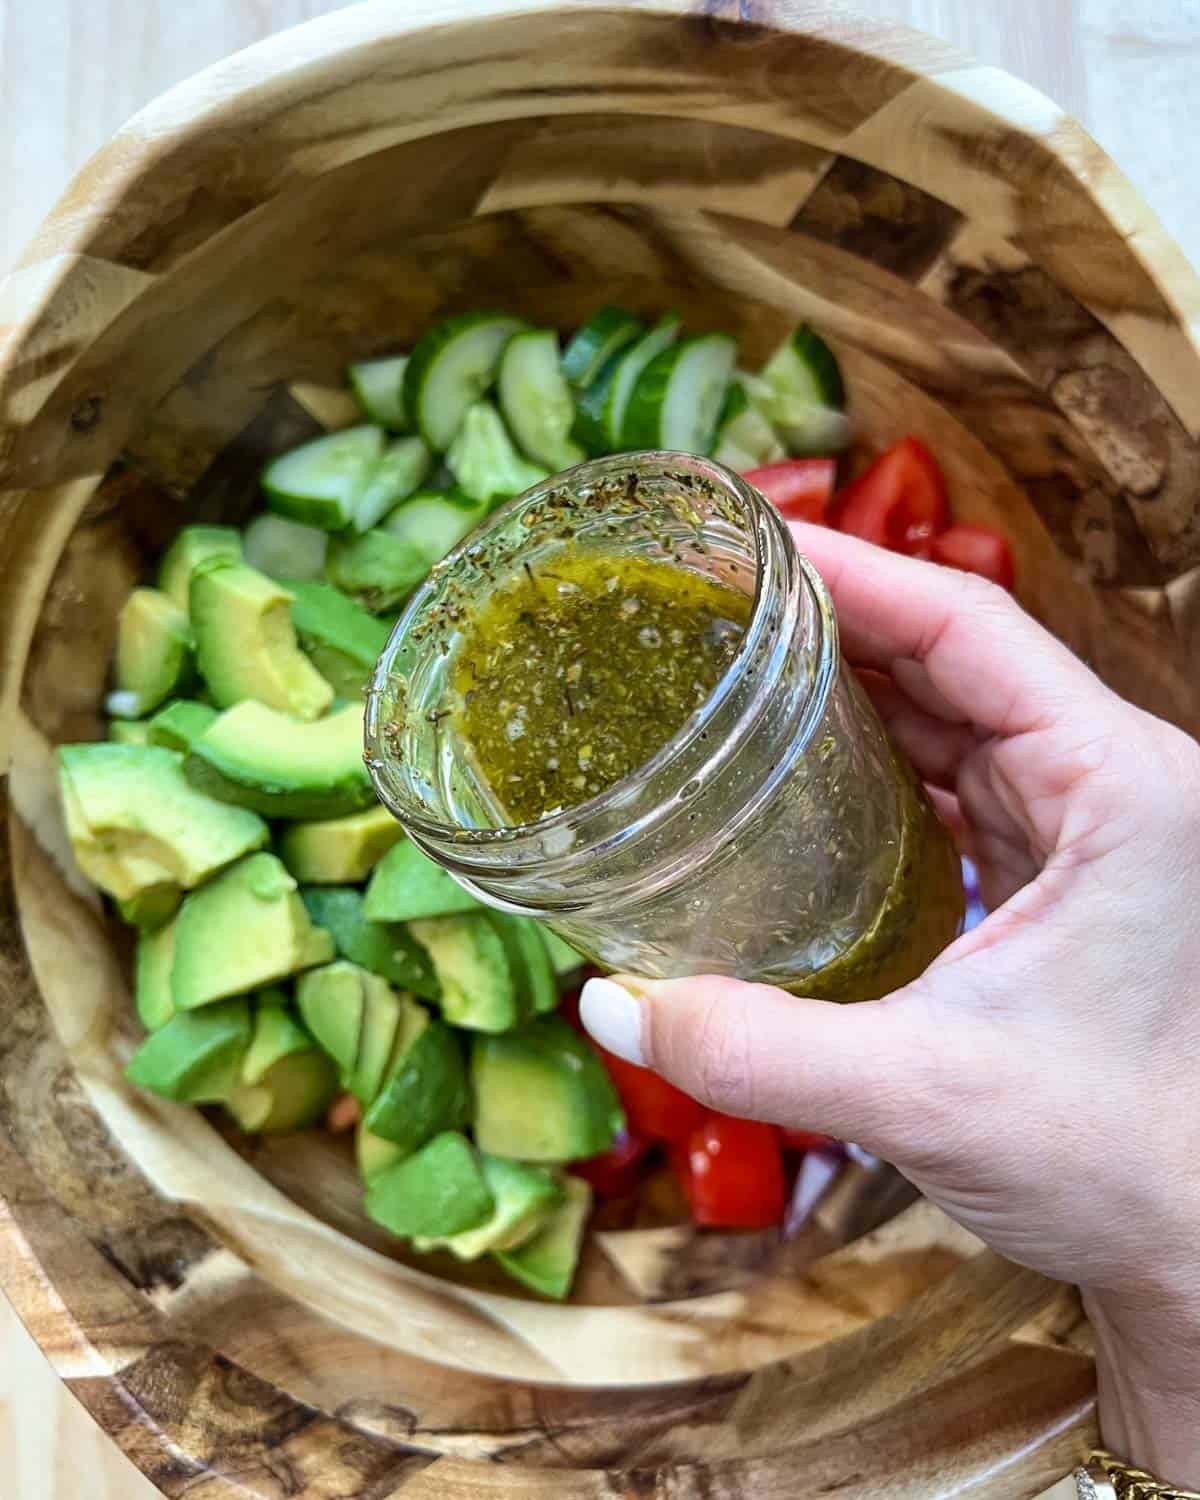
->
[[580, 977, 645, 1065]]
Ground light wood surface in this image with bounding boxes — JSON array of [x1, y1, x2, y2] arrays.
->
[[1, 3, 1198, 1498]]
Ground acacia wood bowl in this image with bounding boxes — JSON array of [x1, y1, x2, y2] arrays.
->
[[3, 3, 1199, 1495]]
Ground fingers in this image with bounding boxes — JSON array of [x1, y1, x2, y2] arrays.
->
[[856, 669, 977, 788], [789, 523, 1109, 737], [579, 971, 964, 1156]]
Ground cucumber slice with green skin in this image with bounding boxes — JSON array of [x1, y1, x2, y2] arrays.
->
[[602, 314, 681, 449], [261, 425, 385, 531], [382, 488, 488, 568], [404, 312, 527, 453], [326, 529, 430, 613], [347, 355, 410, 430], [713, 378, 787, 468], [353, 436, 433, 533], [446, 402, 549, 506], [561, 307, 644, 389], [740, 371, 851, 456], [762, 325, 846, 410], [571, 350, 624, 457], [243, 514, 329, 582], [621, 332, 738, 454], [498, 329, 586, 472]]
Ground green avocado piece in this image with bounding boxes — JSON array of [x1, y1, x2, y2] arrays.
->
[[108, 719, 153, 746], [107, 588, 195, 718], [146, 700, 219, 753], [158, 525, 242, 612], [494, 913, 558, 1017], [408, 912, 520, 1033], [349, 976, 413, 1105], [296, 961, 368, 1080], [240, 994, 310, 1083], [495, 1176, 592, 1300], [184, 701, 374, 820], [365, 1131, 494, 1239], [363, 839, 482, 923], [135, 918, 178, 1031], [325, 529, 429, 613], [58, 743, 268, 902], [289, 580, 391, 700], [278, 804, 403, 885], [171, 853, 334, 1010], [539, 928, 585, 980], [446, 401, 548, 505], [125, 999, 252, 1103], [118, 882, 182, 931], [363, 1021, 469, 1153], [472, 1016, 623, 1162], [414, 1155, 563, 1261], [227, 998, 337, 1132], [190, 558, 334, 721], [356, 1122, 406, 1182], [299, 887, 439, 1003]]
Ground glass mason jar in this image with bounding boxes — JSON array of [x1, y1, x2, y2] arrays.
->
[[365, 454, 963, 1002]]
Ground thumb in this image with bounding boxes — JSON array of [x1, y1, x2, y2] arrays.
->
[[580, 972, 958, 1157]]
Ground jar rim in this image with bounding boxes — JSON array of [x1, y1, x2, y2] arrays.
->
[[364, 452, 836, 861]]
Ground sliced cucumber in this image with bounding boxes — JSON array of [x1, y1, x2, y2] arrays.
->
[[404, 312, 526, 453], [622, 332, 737, 454], [354, 436, 432, 533], [561, 307, 644, 389], [347, 355, 410, 430], [244, 514, 329, 582], [447, 402, 548, 506], [498, 329, 585, 473], [741, 371, 850, 457], [712, 378, 787, 469], [602, 314, 681, 450], [572, 351, 624, 457], [261, 425, 385, 531], [762, 325, 846, 410], [383, 488, 489, 568]]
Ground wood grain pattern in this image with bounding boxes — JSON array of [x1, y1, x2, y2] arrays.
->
[[2, 1, 1198, 1496]]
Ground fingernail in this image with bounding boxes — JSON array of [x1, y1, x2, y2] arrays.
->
[[580, 977, 646, 1065]]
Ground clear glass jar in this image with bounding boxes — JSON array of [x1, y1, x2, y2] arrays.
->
[[365, 454, 963, 1001]]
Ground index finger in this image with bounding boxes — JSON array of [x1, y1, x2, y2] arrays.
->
[[788, 523, 1108, 737]]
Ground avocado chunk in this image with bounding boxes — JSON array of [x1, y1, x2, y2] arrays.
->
[[126, 999, 252, 1103], [408, 912, 522, 1032], [472, 1016, 623, 1162], [171, 853, 334, 1009], [356, 1122, 406, 1181], [226, 999, 337, 1133], [107, 588, 195, 718], [325, 529, 429, 613], [158, 525, 242, 611], [364, 839, 482, 923], [414, 1155, 563, 1261], [288, 581, 391, 700], [109, 719, 153, 746], [296, 961, 367, 1080], [493, 913, 558, 1017], [279, 804, 403, 885], [190, 558, 334, 721], [185, 701, 374, 819], [135, 918, 178, 1031], [299, 887, 439, 1002], [365, 1131, 494, 1239], [540, 928, 585, 980], [351, 977, 424, 1106], [146, 700, 218, 753], [118, 882, 182, 931], [363, 1021, 469, 1154], [58, 743, 269, 902], [495, 1176, 592, 1300]]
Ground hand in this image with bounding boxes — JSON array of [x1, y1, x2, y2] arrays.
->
[[580, 525, 1200, 1484]]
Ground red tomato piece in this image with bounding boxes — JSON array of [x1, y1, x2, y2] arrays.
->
[[673, 1114, 787, 1229], [930, 523, 1016, 591], [571, 1129, 654, 1199], [600, 1051, 708, 1143], [832, 437, 948, 555], [745, 459, 837, 524], [779, 1128, 837, 1153]]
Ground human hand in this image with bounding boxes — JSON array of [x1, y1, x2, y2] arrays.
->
[[580, 525, 1200, 1483]]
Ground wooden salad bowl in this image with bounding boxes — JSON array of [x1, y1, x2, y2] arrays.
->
[[2, 3, 1199, 1495]]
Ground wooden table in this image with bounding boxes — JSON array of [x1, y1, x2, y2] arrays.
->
[[1, 3, 1197, 1496]]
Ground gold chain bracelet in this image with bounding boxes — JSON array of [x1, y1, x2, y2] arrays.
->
[[1075, 1451, 1200, 1500]]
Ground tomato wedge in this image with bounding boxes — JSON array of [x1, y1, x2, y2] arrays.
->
[[600, 1051, 708, 1143], [745, 459, 837, 524], [832, 437, 948, 555], [930, 523, 1016, 590], [673, 1114, 787, 1228], [571, 1128, 654, 1199]]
